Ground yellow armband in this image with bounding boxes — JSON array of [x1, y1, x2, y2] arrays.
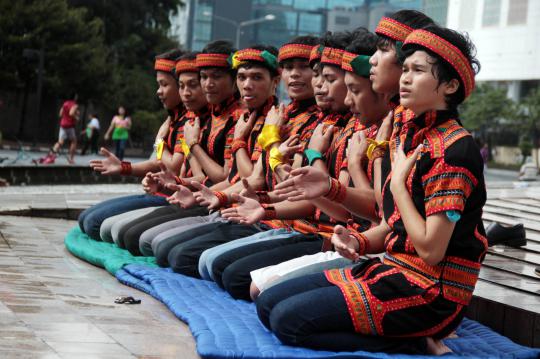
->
[[269, 146, 284, 172], [154, 139, 165, 160], [366, 139, 389, 161], [257, 125, 281, 151]]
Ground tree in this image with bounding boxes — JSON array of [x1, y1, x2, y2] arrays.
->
[[459, 83, 515, 132], [68, 0, 184, 144], [514, 87, 540, 166], [0, 0, 110, 100]]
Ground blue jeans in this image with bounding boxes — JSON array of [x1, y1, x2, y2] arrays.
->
[[114, 139, 127, 160], [256, 273, 427, 354], [78, 194, 168, 240]]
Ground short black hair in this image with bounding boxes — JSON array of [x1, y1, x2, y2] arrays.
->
[[401, 25, 480, 108], [155, 48, 184, 61], [346, 27, 377, 56], [237, 44, 279, 77], [376, 10, 435, 51], [179, 51, 199, 61], [200, 40, 236, 76], [319, 31, 353, 70]]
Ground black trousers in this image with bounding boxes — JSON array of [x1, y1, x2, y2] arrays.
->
[[154, 221, 225, 267], [167, 222, 261, 278], [212, 234, 322, 300], [120, 205, 208, 255]]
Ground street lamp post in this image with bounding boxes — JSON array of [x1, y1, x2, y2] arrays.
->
[[22, 46, 44, 146], [203, 12, 275, 48]]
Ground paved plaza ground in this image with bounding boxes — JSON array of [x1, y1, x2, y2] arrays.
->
[[0, 184, 199, 358], [0, 171, 538, 357]]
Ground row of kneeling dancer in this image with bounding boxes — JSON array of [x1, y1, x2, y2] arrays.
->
[[79, 10, 486, 356]]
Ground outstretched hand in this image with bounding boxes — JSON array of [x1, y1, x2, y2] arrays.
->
[[165, 183, 197, 208], [220, 193, 265, 224], [191, 181, 220, 210], [89, 147, 121, 175], [273, 166, 330, 201], [331, 225, 360, 261]]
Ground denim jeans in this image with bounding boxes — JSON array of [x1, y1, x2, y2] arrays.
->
[[256, 273, 426, 354], [114, 139, 127, 160], [78, 194, 168, 240]]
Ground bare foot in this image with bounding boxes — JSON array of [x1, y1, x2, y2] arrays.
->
[[426, 337, 452, 356]]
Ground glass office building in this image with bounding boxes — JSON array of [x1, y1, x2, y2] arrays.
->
[[184, 0, 448, 50]]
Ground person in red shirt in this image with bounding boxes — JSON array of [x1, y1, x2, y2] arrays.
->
[[49, 93, 80, 164]]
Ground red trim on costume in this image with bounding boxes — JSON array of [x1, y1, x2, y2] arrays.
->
[[321, 47, 345, 67], [404, 29, 475, 98], [175, 59, 198, 74], [196, 53, 230, 68], [277, 44, 312, 62], [375, 17, 413, 41], [154, 59, 176, 73]]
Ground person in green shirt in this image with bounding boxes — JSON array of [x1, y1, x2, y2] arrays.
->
[[104, 106, 131, 160]]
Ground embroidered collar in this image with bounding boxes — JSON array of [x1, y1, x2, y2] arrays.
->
[[169, 104, 185, 123], [249, 96, 278, 116], [211, 95, 239, 116], [410, 109, 458, 129], [288, 97, 317, 117]]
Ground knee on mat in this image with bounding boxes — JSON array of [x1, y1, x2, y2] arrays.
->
[[268, 301, 303, 346], [168, 249, 200, 278], [249, 281, 261, 301], [83, 214, 103, 241], [222, 264, 252, 301]]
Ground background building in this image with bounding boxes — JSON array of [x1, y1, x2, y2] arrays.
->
[[178, 0, 449, 50], [175, 0, 538, 101], [446, 0, 539, 101]]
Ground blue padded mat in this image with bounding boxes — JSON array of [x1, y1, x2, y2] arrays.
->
[[116, 264, 540, 359]]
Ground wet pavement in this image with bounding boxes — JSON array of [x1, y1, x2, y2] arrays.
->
[[0, 210, 199, 357], [1, 176, 540, 355]]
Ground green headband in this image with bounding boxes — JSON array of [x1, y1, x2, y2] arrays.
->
[[350, 55, 372, 77]]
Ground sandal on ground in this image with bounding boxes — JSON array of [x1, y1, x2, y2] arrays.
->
[[114, 296, 141, 304]]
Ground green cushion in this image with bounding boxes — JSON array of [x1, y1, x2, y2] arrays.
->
[[65, 226, 157, 275]]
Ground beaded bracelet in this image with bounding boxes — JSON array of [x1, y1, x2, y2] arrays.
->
[[261, 203, 277, 219], [174, 176, 186, 186], [324, 177, 347, 203], [120, 161, 132, 176], [232, 139, 248, 154], [213, 191, 229, 208], [256, 191, 271, 204], [349, 230, 370, 256]]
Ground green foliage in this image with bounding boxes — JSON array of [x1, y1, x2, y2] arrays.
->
[[130, 109, 163, 147], [519, 135, 532, 158], [515, 87, 540, 140], [0, 0, 183, 143], [459, 83, 515, 131], [0, 0, 110, 99]]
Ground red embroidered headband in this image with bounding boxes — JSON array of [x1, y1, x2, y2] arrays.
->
[[403, 29, 475, 98], [154, 58, 176, 73], [230, 48, 278, 70], [309, 45, 323, 65], [277, 44, 313, 63], [320, 47, 345, 67], [341, 51, 371, 77], [375, 17, 414, 42], [175, 59, 198, 74], [195, 53, 230, 68]]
